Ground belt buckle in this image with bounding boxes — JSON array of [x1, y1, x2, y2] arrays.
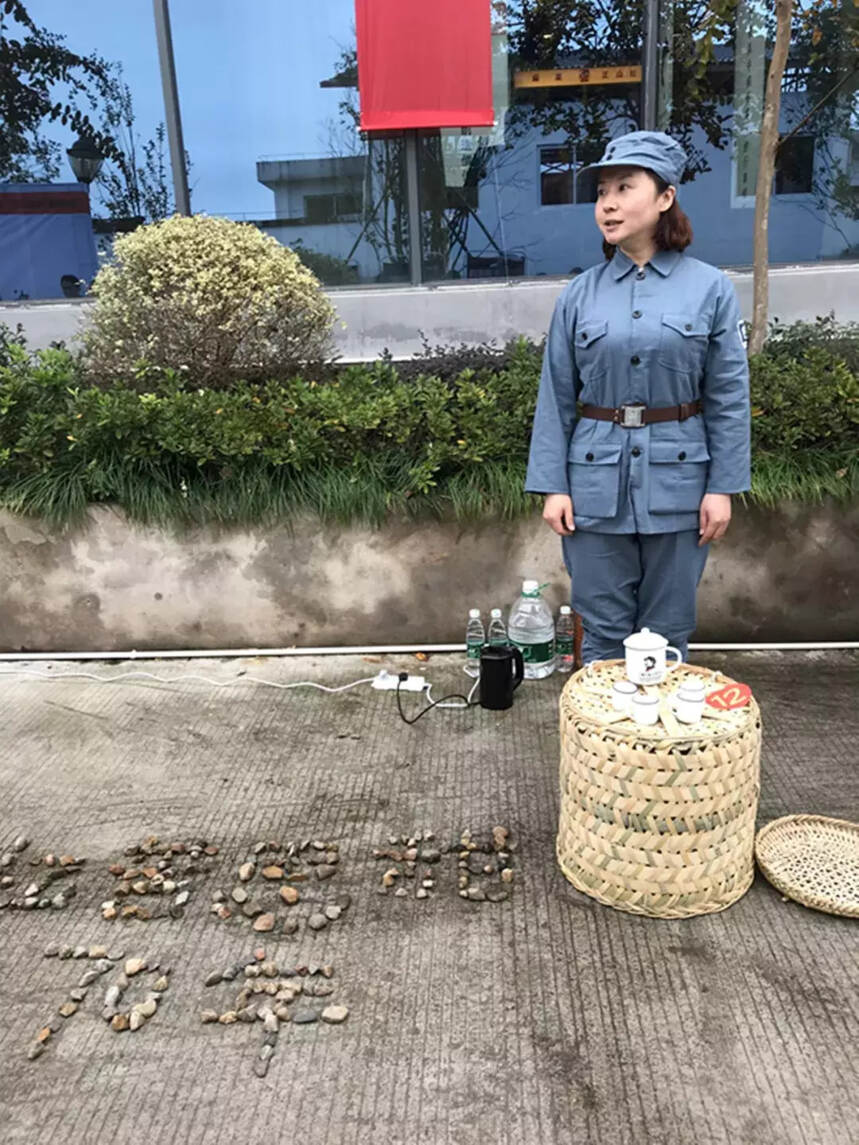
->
[[619, 403, 645, 428]]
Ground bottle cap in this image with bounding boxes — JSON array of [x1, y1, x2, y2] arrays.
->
[[560, 605, 571, 614], [522, 579, 539, 594], [490, 608, 502, 618], [468, 608, 480, 619]]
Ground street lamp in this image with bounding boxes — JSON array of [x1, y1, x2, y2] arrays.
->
[[66, 135, 105, 184]]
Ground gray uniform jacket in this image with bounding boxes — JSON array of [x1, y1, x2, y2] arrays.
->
[[524, 248, 751, 533]]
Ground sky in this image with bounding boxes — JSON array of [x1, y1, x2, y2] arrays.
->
[[25, 0, 359, 216]]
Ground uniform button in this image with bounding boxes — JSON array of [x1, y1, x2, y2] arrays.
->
[[631, 447, 641, 458], [585, 452, 594, 462], [678, 450, 687, 460], [630, 355, 640, 365], [685, 323, 692, 331], [632, 310, 642, 319], [636, 270, 645, 279]]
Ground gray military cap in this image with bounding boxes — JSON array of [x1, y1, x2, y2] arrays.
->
[[578, 130, 688, 189]]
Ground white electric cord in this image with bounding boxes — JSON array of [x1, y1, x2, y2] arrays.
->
[[0, 665, 376, 694], [425, 678, 480, 708], [0, 664, 484, 711]]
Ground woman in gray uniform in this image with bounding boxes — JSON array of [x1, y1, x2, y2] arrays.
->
[[525, 130, 751, 665]]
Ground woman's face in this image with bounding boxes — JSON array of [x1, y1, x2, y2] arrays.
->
[[594, 166, 675, 249]]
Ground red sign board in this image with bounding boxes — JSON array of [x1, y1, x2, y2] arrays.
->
[[355, 0, 494, 131], [0, 190, 90, 215]]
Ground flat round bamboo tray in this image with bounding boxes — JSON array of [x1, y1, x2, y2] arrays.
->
[[557, 660, 761, 918], [755, 815, 859, 918]]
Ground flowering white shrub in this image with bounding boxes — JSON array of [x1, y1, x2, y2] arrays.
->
[[82, 214, 335, 387]]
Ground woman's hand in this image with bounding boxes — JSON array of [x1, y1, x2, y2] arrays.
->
[[543, 493, 575, 536], [699, 493, 732, 546]]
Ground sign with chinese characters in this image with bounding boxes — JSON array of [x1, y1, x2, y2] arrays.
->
[[13, 822, 520, 1075], [733, 0, 767, 200], [514, 66, 641, 89]]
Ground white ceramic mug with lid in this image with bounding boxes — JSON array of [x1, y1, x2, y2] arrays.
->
[[623, 627, 682, 686]]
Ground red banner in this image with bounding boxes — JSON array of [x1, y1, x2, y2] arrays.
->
[[355, 0, 494, 131]]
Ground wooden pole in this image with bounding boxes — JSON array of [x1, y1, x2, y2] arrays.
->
[[748, 0, 795, 357]]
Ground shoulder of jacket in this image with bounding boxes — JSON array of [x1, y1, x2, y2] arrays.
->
[[678, 254, 732, 290], [555, 263, 605, 308], [676, 253, 718, 275]]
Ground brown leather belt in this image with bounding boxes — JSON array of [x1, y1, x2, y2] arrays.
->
[[580, 400, 701, 428]]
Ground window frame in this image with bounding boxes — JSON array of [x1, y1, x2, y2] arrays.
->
[[537, 143, 598, 208], [731, 132, 816, 208]]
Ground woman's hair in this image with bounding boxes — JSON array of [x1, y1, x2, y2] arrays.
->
[[601, 169, 693, 260]]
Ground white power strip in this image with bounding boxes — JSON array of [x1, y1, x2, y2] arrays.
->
[[371, 669, 426, 692]]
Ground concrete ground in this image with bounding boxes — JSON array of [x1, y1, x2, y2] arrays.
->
[[0, 649, 856, 1145]]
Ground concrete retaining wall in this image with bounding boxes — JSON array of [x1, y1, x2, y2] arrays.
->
[[0, 501, 855, 652], [4, 260, 859, 360]]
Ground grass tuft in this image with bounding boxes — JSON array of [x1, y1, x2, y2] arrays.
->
[[1, 452, 854, 532]]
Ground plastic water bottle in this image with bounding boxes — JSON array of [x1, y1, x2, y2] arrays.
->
[[508, 580, 556, 679], [464, 608, 485, 677], [555, 605, 575, 673], [487, 608, 507, 646]]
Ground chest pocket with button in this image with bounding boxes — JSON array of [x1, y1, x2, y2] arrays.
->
[[648, 440, 710, 512], [573, 318, 609, 383], [658, 313, 710, 376], [568, 437, 623, 518]]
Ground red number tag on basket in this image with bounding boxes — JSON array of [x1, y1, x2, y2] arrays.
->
[[706, 682, 751, 710]]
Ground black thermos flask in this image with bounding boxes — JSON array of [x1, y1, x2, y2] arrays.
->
[[478, 644, 524, 710]]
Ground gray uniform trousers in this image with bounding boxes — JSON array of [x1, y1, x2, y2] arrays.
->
[[562, 530, 710, 663]]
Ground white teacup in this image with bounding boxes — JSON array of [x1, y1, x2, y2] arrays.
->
[[631, 693, 660, 726], [611, 680, 638, 714], [623, 627, 682, 686], [674, 680, 706, 724]]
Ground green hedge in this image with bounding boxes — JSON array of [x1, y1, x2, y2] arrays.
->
[[0, 326, 855, 528]]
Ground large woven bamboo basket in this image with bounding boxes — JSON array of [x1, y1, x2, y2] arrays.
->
[[557, 660, 762, 919], [755, 814, 859, 918]]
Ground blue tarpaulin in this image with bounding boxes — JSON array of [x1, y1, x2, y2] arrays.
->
[[0, 183, 99, 301]]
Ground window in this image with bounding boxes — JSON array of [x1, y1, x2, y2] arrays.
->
[[540, 146, 573, 205], [445, 184, 479, 211], [539, 144, 599, 206], [336, 192, 362, 218], [733, 133, 816, 206], [305, 195, 335, 223], [667, 0, 858, 261], [304, 192, 362, 224], [775, 136, 814, 195], [7, 3, 858, 300], [848, 135, 859, 188]]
